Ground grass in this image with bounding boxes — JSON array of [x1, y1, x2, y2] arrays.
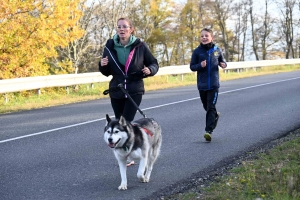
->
[[1, 64, 299, 114], [1, 64, 300, 199], [165, 130, 300, 200]]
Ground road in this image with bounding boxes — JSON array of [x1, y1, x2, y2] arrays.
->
[[1, 71, 300, 200]]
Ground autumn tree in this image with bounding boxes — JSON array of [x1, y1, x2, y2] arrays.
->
[[197, 0, 229, 60], [51, 1, 102, 74], [0, 0, 84, 79], [128, 0, 174, 67], [87, 0, 174, 67], [181, 0, 202, 52], [170, 0, 202, 65]]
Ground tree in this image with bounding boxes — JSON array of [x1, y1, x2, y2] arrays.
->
[[132, 0, 174, 66], [0, 0, 84, 79], [249, 0, 280, 60], [79, 0, 137, 71], [276, 0, 297, 58], [171, 0, 202, 65], [260, 0, 280, 60], [249, 0, 260, 60], [51, 1, 102, 74], [231, 0, 250, 61], [186, 0, 236, 61], [211, 0, 235, 61]]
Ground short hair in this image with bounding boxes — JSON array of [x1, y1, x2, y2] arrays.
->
[[201, 28, 213, 36], [117, 17, 135, 35]]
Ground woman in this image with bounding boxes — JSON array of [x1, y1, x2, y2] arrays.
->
[[99, 17, 159, 121]]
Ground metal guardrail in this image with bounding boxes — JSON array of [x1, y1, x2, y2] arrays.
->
[[1, 59, 300, 94], [0, 73, 111, 94]]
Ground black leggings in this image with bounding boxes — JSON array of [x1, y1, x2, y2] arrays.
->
[[110, 94, 143, 121]]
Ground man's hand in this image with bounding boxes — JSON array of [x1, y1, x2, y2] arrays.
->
[[219, 62, 226, 68], [201, 60, 207, 68]]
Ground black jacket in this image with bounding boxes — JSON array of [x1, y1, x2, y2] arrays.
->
[[190, 44, 226, 90], [99, 38, 159, 99]]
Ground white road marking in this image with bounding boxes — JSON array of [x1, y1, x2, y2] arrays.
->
[[1, 77, 299, 144]]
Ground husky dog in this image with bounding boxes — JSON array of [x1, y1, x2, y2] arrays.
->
[[104, 114, 162, 190]]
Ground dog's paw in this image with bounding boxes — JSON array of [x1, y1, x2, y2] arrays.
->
[[138, 176, 149, 183], [118, 184, 127, 190], [143, 178, 149, 183]]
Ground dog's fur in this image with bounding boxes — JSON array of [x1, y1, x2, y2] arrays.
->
[[104, 114, 162, 190]]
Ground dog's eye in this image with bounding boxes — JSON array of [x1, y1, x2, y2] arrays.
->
[[114, 130, 119, 134]]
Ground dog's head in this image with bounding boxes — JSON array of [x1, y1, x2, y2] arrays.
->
[[104, 114, 130, 148]]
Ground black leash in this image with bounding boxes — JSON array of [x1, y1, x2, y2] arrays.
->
[[103, 84, 147, 118]]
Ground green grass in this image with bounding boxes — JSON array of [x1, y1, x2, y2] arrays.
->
[[1, 64, 300, 199], [208, 137, 300, 200], [1, 64, 299, 114], [166, 131, 300, 200]]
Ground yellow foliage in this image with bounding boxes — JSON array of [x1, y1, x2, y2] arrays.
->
[[51, 59, 74, 75], [0, 0, 84, 79]]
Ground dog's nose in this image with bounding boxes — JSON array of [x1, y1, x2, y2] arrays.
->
[[108, 138, 113, 143]]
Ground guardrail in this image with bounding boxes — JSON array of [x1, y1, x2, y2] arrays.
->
[[1, 59, 300, 95]]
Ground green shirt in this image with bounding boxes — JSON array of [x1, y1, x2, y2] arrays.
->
[[113, 34, 137, 66]]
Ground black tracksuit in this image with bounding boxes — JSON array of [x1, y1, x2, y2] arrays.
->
[[190, 43, 226, 133]]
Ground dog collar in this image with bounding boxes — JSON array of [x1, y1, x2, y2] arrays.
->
[[123, 146, 129, 152]]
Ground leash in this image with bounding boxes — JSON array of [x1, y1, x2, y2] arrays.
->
[[103, 84, 147, 118], [104, 84, 153, 150], [117, 84, 147, 118]]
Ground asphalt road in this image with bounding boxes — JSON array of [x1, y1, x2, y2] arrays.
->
[[1, 71, 300, 200]]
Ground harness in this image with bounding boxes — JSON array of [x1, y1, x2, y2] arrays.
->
[[119, 124, 153, 154], [132, 125, 153, 137], [143, 127, 153, 137]]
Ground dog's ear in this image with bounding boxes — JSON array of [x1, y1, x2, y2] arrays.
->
[[105, 114, 111, 125], [119, 115, 127, 126]]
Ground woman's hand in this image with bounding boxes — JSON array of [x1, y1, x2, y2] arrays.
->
[[101, 56, 108, 66], [142, 67, 151, 75]]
